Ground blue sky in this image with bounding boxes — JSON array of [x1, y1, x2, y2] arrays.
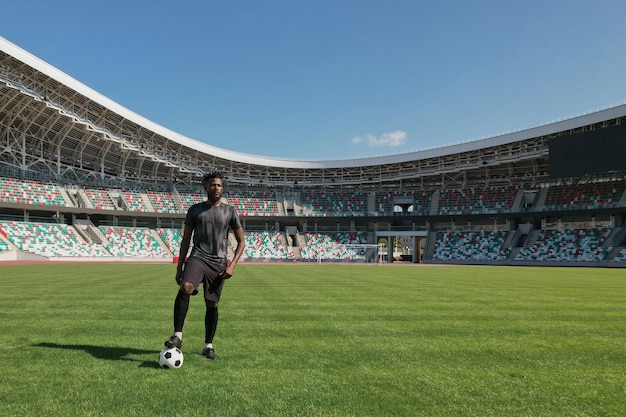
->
[[2, 1, 626, 160]]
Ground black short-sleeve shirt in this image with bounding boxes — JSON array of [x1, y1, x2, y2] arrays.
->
[[185, 201, 242, 265]]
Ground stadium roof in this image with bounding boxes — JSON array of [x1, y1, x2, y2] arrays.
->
[[1, 36, 625, 187]]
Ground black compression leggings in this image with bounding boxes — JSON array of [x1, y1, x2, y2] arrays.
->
[[173, 289, 219, 344], [205, 303, 218, 344], [173, 289, 190, 333]]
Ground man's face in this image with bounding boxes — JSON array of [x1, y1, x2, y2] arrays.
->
[[205, 177, 224, 200]]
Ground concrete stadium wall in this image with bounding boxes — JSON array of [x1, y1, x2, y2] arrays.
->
[[0, 250, 173, 263]]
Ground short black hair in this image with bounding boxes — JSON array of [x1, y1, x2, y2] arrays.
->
[[202, 171, 224, 185]]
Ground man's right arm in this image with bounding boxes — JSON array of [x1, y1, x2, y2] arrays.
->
[[175, 225, 193, 283]]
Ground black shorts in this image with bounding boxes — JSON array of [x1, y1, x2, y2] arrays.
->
[[181, 257, 226, 303]]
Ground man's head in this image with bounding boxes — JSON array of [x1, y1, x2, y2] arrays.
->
[[202, 171, 224, 186], [202, 172, 225, 202]]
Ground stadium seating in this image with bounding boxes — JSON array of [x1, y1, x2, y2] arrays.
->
[[0, 240, 11, 253], [1, 173, 625, 265], [300, 232, 368, 260], [147, 190, 182, 214], [438, 186, 517, 215], [376, 190, 431, 215], [335, 231, 368, 244], [0, 177, 66, 207], [99, 225, 170, 257], [612, 248, 626, 262], [227, 190, 280, 216], [178, 191, 205, 211], [412, 190, 432, 215], [157, 228, 184, 254], [0, 221, 110, 257], [84, 187, 117, 211], [515, 228, 612, 261], [156, 227, 195, 258], [432, 230, 511, 261], [120, 189, 150, 212], [375, 192, 394, 214], [242, 231, 294, 260], [542, 180, 626, 211], [300, 190, 368, 216]]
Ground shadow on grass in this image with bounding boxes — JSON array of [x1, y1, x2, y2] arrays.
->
[[34, 342, 161, 368]]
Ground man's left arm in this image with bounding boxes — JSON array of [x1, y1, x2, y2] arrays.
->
[[224, 226, 245, 278]]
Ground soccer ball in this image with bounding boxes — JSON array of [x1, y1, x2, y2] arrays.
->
[[159, 347, 184, 369]]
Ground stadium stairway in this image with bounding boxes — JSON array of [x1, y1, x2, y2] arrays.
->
[[73, 220, 107, 246], [143, 191, 158, 212], [73, 222, 94, 243], [57, 187, 75, 207], [534, 188, 549, 211], [150, 229, 172, 255], [523, 229, 541, 248], [507, 229, 539, 261], [619, 189, 626, 205], [605, 246, 625, 261], [429, 191, 439, 215], [423, 233, 438, 261], [604, 226, 626, 261], [510, 189, 525, 213], [291, 245, 302, 259], [0, 233, 16, 251], [613, 248, 626, 261], [503, 229, 520, 249], [75, 188, 95, 209], [504, 230, 521, 260]]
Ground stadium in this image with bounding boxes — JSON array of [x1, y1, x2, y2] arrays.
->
[[1, 36, 625, 266], [2, 30, 626, 417]]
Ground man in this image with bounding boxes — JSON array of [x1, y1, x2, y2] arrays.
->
[[164, 172, 245, 360]]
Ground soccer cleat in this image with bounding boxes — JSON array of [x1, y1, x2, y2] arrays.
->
[[164, 335, 182, 349], [202, 347, 219, 360]]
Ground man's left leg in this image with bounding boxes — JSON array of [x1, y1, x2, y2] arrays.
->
[[202, 300, 219, 360], [201, 263, 225, 360]]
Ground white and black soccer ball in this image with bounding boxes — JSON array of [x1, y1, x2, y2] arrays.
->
[[159, 347, 184, 369]]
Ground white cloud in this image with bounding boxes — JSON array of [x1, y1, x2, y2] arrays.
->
[[352, 130, 407, 147]]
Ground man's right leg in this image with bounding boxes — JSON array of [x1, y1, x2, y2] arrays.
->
[[165, 259, 205, 349]]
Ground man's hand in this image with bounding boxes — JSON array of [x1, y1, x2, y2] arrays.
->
[[175, 265, 184, 284], [220, 264, 236, 279]]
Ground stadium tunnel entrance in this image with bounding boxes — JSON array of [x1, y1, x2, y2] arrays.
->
[[376, 231, 427, 263]]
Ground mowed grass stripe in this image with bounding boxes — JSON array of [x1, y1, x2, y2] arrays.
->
[[0, 263, 624, 417]]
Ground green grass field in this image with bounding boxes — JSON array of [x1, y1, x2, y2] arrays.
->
[[0, 263, 624, 417]]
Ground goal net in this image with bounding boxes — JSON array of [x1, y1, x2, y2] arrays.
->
[[302, 243, 382, 264]]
